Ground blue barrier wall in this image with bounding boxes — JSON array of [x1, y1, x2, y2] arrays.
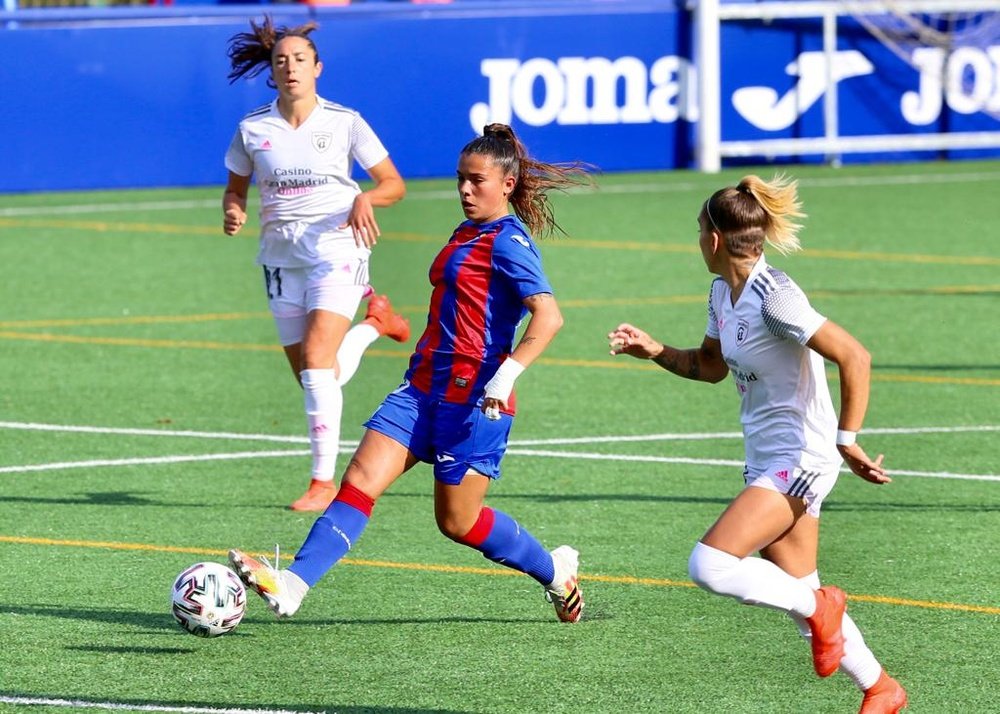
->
[[1, 1, 998, 192]]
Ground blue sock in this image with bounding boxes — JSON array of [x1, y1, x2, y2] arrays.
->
[[467, 508, 555, 586], [288, 484, 373, 587]]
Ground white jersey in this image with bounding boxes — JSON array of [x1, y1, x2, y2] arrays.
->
[[705, 255, 842, 474], [225, 97, 390, 268]]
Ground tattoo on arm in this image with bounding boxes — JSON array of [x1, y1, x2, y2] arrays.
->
[[652, 347, 701, 380], [517, 335, 538, 349]]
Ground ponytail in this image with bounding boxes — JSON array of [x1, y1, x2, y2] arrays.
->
[[703, 174, 805, 257], [461, 124, 594, 237], [227, 16, 319, 87]]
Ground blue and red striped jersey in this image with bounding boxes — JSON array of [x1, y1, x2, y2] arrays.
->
[[403, 214, 552, 414]]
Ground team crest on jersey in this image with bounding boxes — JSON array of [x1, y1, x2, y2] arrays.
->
[[311, 132, 333, 153], [735, 319, 750, 345]]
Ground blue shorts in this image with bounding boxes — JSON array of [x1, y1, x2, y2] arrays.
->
[[364, 381, 513, 484]]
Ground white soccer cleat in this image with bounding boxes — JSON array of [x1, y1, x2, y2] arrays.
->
[[228, 548, 307, 619], [546, 545, 584, 623]]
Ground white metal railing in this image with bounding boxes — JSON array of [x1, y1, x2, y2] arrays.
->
[[694, 0, 1000, 171]]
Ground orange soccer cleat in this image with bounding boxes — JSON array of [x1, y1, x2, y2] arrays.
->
[[860, 671, 908, 714], [806, 585, 847, 677], [228, 548, 307, 618], [363, 294, 411, 343], [289, 479, 337, 512]]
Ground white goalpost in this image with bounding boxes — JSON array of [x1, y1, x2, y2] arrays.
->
[[695, 0, 1000, 172]]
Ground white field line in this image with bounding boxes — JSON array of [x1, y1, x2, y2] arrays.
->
[[512, 424, 1000, 446], [0, 695, 324, 714], [0, 420, 996, 481], [1, 421, 996, 446], [3, 170, 999, 217], [0, 451, 308, 474], [1, 447, 995, 481], [0, 421, 310, 444], [505, 448, 1000, 482]]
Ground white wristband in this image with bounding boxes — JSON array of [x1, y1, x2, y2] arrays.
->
[[483, 357, 526, 403], [836, 429, 857, 447]]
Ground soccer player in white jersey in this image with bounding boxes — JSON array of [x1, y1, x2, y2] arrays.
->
[[222, 17, 410, 512], [608, 175, 907, 713]]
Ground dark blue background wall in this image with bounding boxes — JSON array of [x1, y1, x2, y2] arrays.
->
[[2, 1, 998, 192]]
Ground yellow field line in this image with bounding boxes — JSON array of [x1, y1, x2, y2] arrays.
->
[[0, 312, 271, 330], [1, 282, 993, 332], [0, 331, 281, 352], [0, 330, 995, 386], [0, 217, 219, 236], [3, 535, 996, 615], [2, 216, 997, 266]]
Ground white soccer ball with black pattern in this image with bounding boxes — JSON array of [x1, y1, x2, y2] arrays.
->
[[171, 561, 246, 638]]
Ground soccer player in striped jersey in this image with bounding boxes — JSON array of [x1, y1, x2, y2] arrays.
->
[[608, 175, 907, 713], [230, 124, 590, 623], [222, 17, 410, 512]]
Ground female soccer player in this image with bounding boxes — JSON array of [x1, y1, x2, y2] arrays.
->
[[223, 17, 410, 512], [229, 124, 590, 623], [608, 175, 907, 713]]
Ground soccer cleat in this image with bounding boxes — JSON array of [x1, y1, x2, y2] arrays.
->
[[859, 671, 908, 714], [289, 479, 337, 512], [363, 294, 410, 343], [806, 585, 848, 677], [545, 545, 584, 623], [228, 548, 306, 618]]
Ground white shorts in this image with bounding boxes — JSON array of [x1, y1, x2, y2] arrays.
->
[[262, 258, 370, 346], [743, 464, 840, 518]]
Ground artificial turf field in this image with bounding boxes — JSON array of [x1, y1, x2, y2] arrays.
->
[[0, 160, 997, 713]]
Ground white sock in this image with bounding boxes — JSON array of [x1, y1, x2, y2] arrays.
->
[[687, 542, 817, 617], [301, 368, 342, 482], [790, 571, 884, 691], [336, 323, 379, 385]]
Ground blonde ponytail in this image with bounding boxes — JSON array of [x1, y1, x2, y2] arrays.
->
[[702, 173, 806, 257], [737, 174, 805, 255]]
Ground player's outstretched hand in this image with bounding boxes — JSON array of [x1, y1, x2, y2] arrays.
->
[[839, 443, 891, 484], [342, 192, 380, 249], [608, 323, 661, 359]]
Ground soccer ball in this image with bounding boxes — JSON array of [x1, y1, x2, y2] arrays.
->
[[171, 561, 246, 638]]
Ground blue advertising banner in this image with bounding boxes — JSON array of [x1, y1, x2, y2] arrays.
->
[[0, 1, 997, 193], [718, 16, 1000, 152]]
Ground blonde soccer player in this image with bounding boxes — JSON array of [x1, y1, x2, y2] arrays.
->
[[223, 17, 409, 511], [609, 175, 907, 713]]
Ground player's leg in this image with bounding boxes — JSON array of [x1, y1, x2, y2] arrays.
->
[[288, 429, 417, 584], [291, 258, 375, 512], [432, 404, 582, 622], [230, 428, 418, 618], [261, 265, 336, 510], [687, 482, 846, 676], [765, 518, 907, 712], [291, 307, 354, 511]]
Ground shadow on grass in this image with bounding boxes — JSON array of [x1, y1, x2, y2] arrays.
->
[[872, 363, 1000, 373], [825, 500, 1000, 512], [274, 615, 553, 626], [382, 491, 734, 507], [1, 603, 181, 631], [66, 644, 197, 655], [0, 491, 158, 506], [0, 492, 281, 508], [0, 692, 471, 714], [0, 603, 551, 631]]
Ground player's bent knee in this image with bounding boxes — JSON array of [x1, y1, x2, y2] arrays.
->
[[688, 541, 739, 594], [436, 512, 477, 542]]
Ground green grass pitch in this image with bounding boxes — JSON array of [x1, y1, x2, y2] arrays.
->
[[0, 160, 998, 713]]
